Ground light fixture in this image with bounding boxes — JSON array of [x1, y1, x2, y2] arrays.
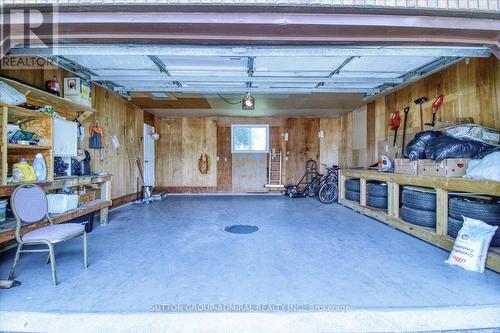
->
[[242, 92, 255, 110]]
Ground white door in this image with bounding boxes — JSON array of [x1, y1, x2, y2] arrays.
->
[[143, 124, 155, 187]]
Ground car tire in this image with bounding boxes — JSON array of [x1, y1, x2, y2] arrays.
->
[[367, 182, 387, 197], [345, 189, 360, 202], [449, 197, 500, 225], [345, 179, 360, 192], [448, 216, 500, 247], [366, 195, 387, 209], [400, 205, 436, 228], [401, 187, 436, 211]]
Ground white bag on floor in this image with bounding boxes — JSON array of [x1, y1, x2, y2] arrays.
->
[[445, 216, 497, 273]]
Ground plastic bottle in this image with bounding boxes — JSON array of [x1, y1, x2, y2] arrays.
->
[[32, 153, 47, 181], [12, 158, 36, 183]]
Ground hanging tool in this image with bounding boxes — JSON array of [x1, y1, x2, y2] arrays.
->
[[425, 95, 444, 130], [390, 110, 401, 147], [89, 120, 105, 161], [414, 96, 428, 132], [401, 107, 410, 157]]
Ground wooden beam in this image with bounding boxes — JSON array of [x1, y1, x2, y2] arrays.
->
[[387, 182, 400, 218], [436, 189, 449, 236], [341, 169, 500, 196], [359, 178, 367, 206]]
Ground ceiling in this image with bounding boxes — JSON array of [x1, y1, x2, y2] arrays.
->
[[9, 45, 491, 116]]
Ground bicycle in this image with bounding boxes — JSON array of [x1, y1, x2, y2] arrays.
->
[[317, 164, 340, 204]]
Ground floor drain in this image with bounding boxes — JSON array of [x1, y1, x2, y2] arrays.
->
[[225, 225, 258, 234]]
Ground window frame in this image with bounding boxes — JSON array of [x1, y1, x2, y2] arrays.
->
[[231, 124, 270, 154]]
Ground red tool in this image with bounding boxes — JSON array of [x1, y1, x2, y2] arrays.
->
[[390, 111, 401, 147], [425, 95, 444, 130]]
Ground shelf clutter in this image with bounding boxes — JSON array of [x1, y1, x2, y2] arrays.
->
[[338, 169, 500, 273]]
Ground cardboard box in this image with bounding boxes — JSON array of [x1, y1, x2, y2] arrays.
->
[[394, 158, 418, 175], [418, 158, 470, 178], [378, 140, 402, 160]]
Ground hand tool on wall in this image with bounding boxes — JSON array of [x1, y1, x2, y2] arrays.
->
[[425, 95, 444, 130], [89, 120, 105, 161], [390, 111, 401, 147], [401, 107, 410, 157], [414, 97, 428, 132]]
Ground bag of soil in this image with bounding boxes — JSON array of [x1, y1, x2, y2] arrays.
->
[[425, 136, 490, 161], [405, 131, 442, 160]]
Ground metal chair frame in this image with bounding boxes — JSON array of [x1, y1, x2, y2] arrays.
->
[[8, 184, 87, 285]]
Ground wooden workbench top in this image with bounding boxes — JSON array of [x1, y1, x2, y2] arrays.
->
[[341, 169, 500, 196], [0, 174, 112, 197]]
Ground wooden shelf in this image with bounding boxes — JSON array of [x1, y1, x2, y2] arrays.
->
[[0, 103, 52, 123], [339, 169, 500, 273], [342, 169, 500, 196], [7, 144, 52, 150], [0, 76, 95, 122]]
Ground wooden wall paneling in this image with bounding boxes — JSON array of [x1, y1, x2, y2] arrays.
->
[[154, 118, 183, 187], [1, 63, 146, 200], [319, 117, 340, 173], [181, 118, 217, 187], [82, 87, 144, 199], [155, 117, 216, 188], [339, 112, 353, 168], [232, 153, 268, 192], [366, 102, 376, 166], [216, 126, 232, 192], [284, 118, 320, 184], [342, 56, 499, 168]]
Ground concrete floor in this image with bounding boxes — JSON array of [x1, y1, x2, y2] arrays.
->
[[1, 195, 499, 314]]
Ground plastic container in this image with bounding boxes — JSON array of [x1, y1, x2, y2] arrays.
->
[[32, 153, 47, 181], [12, 158, 36, 183], [0, 199, 7, 222], [47, 194, 79, 214]]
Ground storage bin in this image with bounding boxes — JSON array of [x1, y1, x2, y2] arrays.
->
[[47, 194, 79, 214], [0, 199, 7, 222]]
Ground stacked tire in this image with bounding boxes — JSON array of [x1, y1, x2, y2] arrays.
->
[[344, 179, 388, 209], [400, 187, 436, 228], [345, 179, 360, 202], [447, 197, 500, 247], [366, 182, 388, 209]]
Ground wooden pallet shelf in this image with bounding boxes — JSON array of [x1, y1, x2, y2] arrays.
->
[[7, 144, 52, 150], [339, 169, 500, 273], [0, 77, 95, 122]]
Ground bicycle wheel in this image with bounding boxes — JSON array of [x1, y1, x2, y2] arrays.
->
[[319, 182, 338, 204]]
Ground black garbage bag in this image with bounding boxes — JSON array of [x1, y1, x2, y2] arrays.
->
[[425, 136, 491, 161], [405, 131, 443, 160]]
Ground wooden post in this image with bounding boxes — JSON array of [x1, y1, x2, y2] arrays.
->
[[388, 182, 400, 217], [339, 171, 346, 200], [436, 188, 449, 235], [100, 179, 111, 225], [359, 178, 367, 206], [0, 106, 7, 185]]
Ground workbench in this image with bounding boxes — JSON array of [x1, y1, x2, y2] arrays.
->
[[0, 174, 112, 249], [338, 169, 500, 273]]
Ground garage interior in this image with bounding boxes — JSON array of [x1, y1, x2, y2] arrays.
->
[[0, 3, 499, 333]]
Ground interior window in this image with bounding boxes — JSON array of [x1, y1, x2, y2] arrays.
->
[[231, 125, 269, 153]]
